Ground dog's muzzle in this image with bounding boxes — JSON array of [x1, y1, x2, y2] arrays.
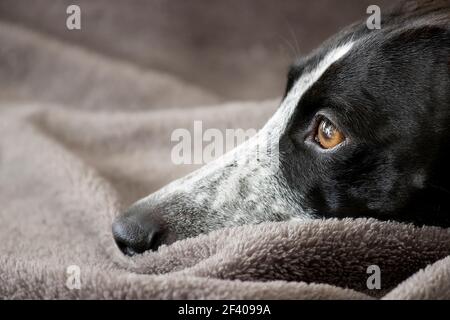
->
[[112, 204, 168, 255]]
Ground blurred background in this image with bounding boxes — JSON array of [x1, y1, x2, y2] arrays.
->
[[0, 0, 391, 107]]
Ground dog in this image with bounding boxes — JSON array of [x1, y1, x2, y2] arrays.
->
[[113, 0, 450, 256]]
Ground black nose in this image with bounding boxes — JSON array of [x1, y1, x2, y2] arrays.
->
[[112, 215, 165, 256]]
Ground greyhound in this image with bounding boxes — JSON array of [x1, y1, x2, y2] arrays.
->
[[113, 0, 450, 256]]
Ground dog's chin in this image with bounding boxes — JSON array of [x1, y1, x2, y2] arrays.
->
[[114, 187, 306, 256]]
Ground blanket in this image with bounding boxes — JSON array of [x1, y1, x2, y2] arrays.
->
[[1, 18, 450, 300]]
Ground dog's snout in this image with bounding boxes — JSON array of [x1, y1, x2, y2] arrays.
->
[[112, 214, 165, 256]]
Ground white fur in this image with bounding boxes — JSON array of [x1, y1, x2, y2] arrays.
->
[[138, 42, 355, 222]]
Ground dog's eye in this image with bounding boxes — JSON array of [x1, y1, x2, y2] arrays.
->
[[315, 118, 345, 149]]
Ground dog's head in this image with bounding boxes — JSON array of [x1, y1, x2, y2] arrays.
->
[[113, 2, 450, 256]]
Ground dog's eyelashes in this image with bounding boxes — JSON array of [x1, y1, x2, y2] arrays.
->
[[315, 118, 345, 149]]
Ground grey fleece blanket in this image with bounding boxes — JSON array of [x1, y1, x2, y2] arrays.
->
[[1, 21, 450, 300]]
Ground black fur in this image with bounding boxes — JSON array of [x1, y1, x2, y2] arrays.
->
[[281, 0, 450, 227]]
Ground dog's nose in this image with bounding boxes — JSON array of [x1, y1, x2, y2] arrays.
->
[[112, 215, 164, 256]]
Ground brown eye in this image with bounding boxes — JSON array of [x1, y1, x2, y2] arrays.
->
[[315, 118, 345, 149]]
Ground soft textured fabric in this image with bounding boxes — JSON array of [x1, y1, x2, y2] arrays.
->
[[1, 17, 450, 300]]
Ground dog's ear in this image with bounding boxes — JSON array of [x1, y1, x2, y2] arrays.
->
[[390, 0, 450, 17], [382, 24, 450, 52]]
